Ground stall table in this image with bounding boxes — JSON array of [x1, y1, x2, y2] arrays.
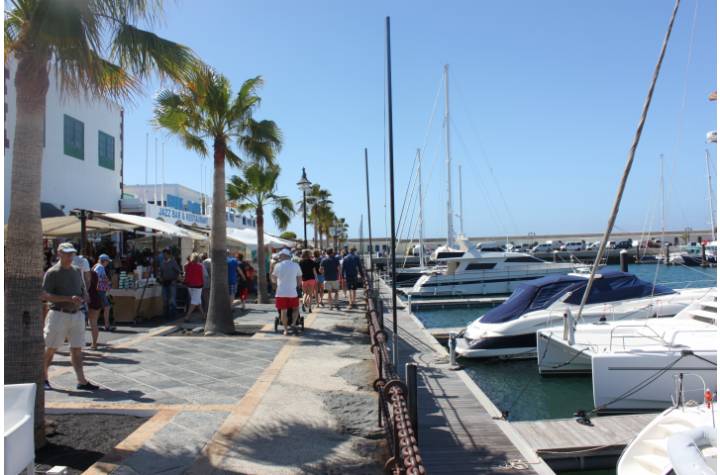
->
[[109, 284, 163, 322]]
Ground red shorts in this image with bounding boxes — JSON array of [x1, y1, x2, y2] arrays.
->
[[275, 297, 300, 310]]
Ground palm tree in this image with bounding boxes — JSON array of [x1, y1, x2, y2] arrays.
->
[[304, 185, 332, 248], [227, 163, 294, 303], [334, 217, 349, 249], [4, 0, 197, 443], [317, 206, 336, 249], [154, 68, 281, 333]]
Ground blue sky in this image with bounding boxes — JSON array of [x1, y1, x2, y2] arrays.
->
[[122, 0, 717, 239]]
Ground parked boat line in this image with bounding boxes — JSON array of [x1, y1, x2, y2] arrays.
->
[[376, 268, 717, 473]]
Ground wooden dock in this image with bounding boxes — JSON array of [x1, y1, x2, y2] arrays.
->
[[511, 413, 658, 471], [378, 279, 553, 475], [408, 296, 506, 311]]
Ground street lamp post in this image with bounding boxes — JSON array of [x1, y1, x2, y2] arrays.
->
[[297, 168, 312, 249]]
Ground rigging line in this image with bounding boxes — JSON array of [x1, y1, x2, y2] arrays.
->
[[452, 75, 520, 235], [652, 155, 666, 296], [398, 166, 421, 260], [450, 118, 509, 235], [450, 116, 510, 235], [395, 154, 419, 236], [418, 138, 445, 241], [666, 0, 699, 230], [418, 73, 445, 163]]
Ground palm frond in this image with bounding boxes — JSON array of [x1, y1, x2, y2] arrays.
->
[[224, 146, 243, 167], [111, 23, 198, 82], [272, 207, 292, 230], [239, 118, 282, 163]]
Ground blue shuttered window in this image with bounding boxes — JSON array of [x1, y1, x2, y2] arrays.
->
[[63, 115, 84, 159], [98, 131, 115, 170]]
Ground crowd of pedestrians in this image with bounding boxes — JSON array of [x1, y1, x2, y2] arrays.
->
[[269, 246, 365, 335], [41, 241, 364, 389]]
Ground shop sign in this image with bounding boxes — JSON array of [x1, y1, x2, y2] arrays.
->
[[147, 204, 210, 227]]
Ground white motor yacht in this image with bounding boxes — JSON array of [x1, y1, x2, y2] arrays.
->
[[408, 248, 583, 298], [617, 391, 717, 475], [455, 271, 710, 359], [537, 289, 717, 375]]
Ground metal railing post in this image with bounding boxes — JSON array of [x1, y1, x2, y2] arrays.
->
[[405, 362, 418, 443], [448, 332, 457, 367]]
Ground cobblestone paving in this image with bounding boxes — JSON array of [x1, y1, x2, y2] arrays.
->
[[46, 336, 283, 404]]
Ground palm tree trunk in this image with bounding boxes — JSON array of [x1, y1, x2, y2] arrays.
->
[[313, 217, 318, 249], [205, 138, 234, 334], [255, 206, 269, 303], [5, 55, 50, 446]]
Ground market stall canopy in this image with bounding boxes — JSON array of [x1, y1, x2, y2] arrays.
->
[[266, 234, 295, 248], [41, 216, 136, 237], [226, 227, 294, 248], [101, 213, 206, 240]]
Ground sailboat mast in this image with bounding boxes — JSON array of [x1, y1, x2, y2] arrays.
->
[[458, 164, 464, 236], [417, 148, 425, 268], [444, 64, 454, 247], [705, 149, 716, 241]]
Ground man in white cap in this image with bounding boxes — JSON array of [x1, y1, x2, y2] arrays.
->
[[271, 248, 302, 335], [42, 242, 98, 391]]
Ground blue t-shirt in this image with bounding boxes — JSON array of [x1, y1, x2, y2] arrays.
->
[[227, 257, 239, 285], [342, 253, 360, 279], [320, 256, 340, 281]]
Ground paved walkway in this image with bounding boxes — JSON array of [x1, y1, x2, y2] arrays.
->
[[46, 298, 385, 475]]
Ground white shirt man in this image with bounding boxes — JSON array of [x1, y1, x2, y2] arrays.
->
[[271, 249, 302, 335]]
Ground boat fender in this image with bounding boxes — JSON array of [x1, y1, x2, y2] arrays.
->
[[667, 426, 717, 475], [705, 389, 713, 408]]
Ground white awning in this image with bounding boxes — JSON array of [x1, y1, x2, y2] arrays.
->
[[41, 216, 136, 237], [226, 227, 294, 248], [265, 234, 295, 248], [101, 212, 205, 240]]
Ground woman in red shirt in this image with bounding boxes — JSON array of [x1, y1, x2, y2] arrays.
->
[[184, 252, 205, 322]]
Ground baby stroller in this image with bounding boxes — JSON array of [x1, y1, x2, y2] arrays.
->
[[274, 286, 305, 333]]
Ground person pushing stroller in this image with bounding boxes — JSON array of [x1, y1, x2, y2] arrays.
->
[[271, 248, 302, 335]]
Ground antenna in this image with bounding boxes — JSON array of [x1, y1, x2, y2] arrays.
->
[[458, 163, 464, 236], [705, 149, 716, 241], [444, 64, 454, 246], [161, 142, 165, 207], [153, 137, 158, 205], [144, 133, 148, 203]]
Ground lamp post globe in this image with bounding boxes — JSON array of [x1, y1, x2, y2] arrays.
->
[[297, 168, 312, 249]]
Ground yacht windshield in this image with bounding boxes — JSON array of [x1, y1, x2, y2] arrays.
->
[[479, 275, 584, 324]]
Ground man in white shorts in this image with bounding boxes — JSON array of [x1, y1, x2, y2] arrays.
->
[[42, 242, 98, 391]]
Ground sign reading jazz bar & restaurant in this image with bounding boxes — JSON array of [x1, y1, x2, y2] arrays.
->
[[145, 203, 252, 229]]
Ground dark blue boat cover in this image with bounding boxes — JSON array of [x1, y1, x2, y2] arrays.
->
[[479, 271, 675, 324]]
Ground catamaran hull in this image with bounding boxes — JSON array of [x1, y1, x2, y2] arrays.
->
[[591, 352, 717, 412]]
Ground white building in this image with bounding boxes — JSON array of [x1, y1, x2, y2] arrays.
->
[[122, 183, 256, 229], [4, 59, 124, 222]]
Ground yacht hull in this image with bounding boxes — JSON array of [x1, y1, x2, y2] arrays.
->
[[455, 333, 536, 359], [409, 265, 578, 297], [591, 351, 717, 412], [536, 331, 593, 374]]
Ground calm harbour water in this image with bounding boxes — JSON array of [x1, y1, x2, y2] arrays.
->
[[411, 265, 715, 473]]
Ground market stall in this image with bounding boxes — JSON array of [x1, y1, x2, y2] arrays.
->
[[96, 212, 208, 321]]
